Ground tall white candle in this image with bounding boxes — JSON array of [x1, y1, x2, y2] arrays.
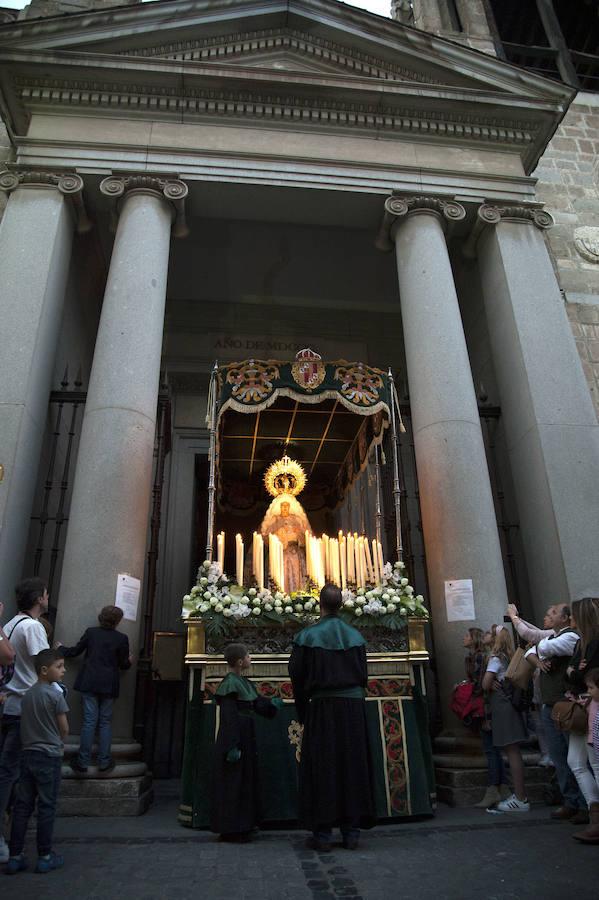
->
[[340, 537, 347, 590], [347, 534, 354, 583], [217, 531, 225, 573], [235, 533, 244, 587], [364, 538, 374, 584], [372, 539, 380, 585], [377, 541, 384, 579]]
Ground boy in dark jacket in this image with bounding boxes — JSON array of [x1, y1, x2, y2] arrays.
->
[[210, 643, 279, 842], [59, 605, 131, 774]]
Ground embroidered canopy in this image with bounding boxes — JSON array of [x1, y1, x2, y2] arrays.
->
[[216, 355, 392, 420]]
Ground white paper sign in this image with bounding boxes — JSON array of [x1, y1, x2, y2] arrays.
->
[[445, 579, 475, 622], [115, 574, 140, 623]]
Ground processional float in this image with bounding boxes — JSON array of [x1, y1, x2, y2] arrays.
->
[[179, 350, 434, 828]]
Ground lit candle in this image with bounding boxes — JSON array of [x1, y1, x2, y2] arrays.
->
[[305, 530, 312, 583], [372, 539, 380, 585], [377, 541, 384, 579], [359, 538, 367, 589], [347, 534, 355, 583], [323, 534, 330, 580], [235, 533, 244, 587], [364, 538, 374, 584], [340, 536, 347, 590], [217, 531, 225, 573]]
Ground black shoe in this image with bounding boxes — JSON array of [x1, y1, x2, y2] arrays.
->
[[305, 837, 332, 853], [98, 758, 116, 773], [70, 759, 88, 774], [342, 837, 359, 850]]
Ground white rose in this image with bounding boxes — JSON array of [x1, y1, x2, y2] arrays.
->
[[355, 608, 363, 617], [344, 599, 355, 609], [183, 594, 191, 603], [400, 608, 407, 616], [304, 601, 314, 611], [356, 597, 366, 606], [252, 607, 261, 616], [284, 605, 293, 613], [241, 596, 249, 604], [400, 578, 409, 587], [294, 604, 303, 613], [405, 586, 414, 595], [382, 593, 390, 601], [203, 591, 212, 600], [275, 592, 283, 602], [416, 594, 424, 602], [264, 603, 273, 611], [200, 577, 208, 586], [191, 586, 200, 596], [249, 587, 257, 596], [210, 598, 218, 607], [365, 591, 373, 600], [214, 603, 224, 613], [223, 608, 232, 617], [199, 603, 209, 613], [387, 603, 396, 613], [357, 588, 365, 596]]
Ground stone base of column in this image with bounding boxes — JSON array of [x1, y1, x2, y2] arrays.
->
[[58, 738, 153, 816], [58, 774, 153, 817], [433, 734, 551, 808]]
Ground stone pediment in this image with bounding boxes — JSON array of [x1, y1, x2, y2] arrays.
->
[[0, 0, 574, 173]]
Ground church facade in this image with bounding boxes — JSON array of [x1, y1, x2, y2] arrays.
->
[[0, 0, 598, 762]]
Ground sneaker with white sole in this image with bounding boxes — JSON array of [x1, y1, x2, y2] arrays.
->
[[495, 794, 530, 813], [0, 837, 9, 864]]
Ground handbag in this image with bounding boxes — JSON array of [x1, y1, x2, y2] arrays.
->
[[551, 699, 588, 735], [505, 647, 534, 690], [450, 681, 485, 727]]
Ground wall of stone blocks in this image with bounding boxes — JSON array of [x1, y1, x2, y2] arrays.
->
[[533, 92, 599, 419]]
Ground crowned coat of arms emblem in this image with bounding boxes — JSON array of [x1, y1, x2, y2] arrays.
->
[[291, 348, 326, 391]]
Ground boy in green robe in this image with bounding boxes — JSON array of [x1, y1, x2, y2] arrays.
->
[[210, 643, 278, 842]]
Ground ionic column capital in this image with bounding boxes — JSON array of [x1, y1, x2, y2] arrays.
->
[[477, 203, 554, 230], [100, 174, 189, 238], [0, 168, 92, 233], [462, 203, 554, 258], [376, 195, 466, 251]]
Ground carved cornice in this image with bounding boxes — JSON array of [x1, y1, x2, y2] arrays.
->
[[14, 76, 537, 150], [376, 195, 466, 251], [119, 27, 441, 85], [0, 168, 92, 233], [99, 175, 189, 238], [461, 202, 554, 258]]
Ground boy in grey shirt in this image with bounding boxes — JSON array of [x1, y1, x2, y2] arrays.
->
[[5, 648, 69, 875]]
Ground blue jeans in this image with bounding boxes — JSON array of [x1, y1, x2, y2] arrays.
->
[[482, 727, 504, 786], [78, 693, 114, 767], [9, 750, 62, 857], [541, 704, 585, 810], [0, 714, 22, 823]]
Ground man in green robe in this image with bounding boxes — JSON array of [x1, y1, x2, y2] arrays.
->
[[289, 584, 375, 850]]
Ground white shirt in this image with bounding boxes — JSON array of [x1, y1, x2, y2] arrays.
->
[[2, 614, 49, 715], [524, 627, 579, 662], [486, 655, 509, 682]]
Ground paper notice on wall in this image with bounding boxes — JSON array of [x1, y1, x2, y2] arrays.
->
[[115, 574, 140, 623], [445, 579, 475, 623]]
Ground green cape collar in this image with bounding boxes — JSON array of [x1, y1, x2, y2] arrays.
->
[[293, 616, 366, 650], [215, 672, 258, 701]]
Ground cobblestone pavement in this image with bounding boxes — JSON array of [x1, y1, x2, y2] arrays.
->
[[2, 785, 598, 900]]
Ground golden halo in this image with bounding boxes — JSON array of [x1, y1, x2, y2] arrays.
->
[[264, 455, 306, 498]]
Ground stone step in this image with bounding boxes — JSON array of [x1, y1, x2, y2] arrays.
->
[[57, 775, 153, 817], [62, 761, 147, 780], [63, 740, 142, 757], [435, 765, 554, 808]]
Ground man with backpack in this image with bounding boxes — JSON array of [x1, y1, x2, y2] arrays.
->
[[0, 578, 49, 863]]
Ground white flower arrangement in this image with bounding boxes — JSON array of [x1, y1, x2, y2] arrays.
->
[[181, 558, 428, 631]]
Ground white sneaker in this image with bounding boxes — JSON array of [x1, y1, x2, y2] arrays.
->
[[495, 794, 530, 813], [0, 836, 9, 864]]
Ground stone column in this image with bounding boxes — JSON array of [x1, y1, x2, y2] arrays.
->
[[56, 175, 188, 738], [476, 205, 599, 618], [0, 170, 88, 610], [383, 196, 509, 721]]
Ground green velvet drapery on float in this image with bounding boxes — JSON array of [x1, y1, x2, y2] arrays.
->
[[179, 620, 435, 828]]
